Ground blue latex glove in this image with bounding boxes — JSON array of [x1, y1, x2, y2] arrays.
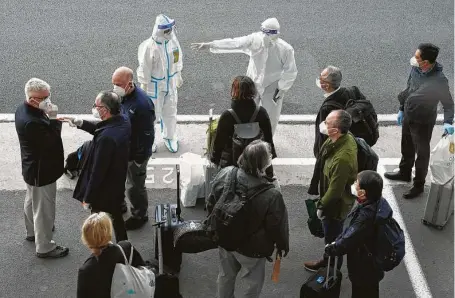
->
[[444, 123, 454, 135], [397, 111, 404, 126]]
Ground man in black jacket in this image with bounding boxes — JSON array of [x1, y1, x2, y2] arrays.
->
[[207, 140, 289, 298], [66, 91, 131, 241], [313, 66, 353, 157], [15, 78, 69, 258], [385, 43, 454, 199], [112, 67, 156, 230]]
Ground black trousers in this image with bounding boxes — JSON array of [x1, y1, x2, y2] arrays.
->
[[351, 282, 379, 298], [91, 208, 128, 242], [399, 119, 434, 187]]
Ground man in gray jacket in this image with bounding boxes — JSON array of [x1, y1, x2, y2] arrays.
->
[[385, 43, 454, 199], [206, 140, 289, 298]]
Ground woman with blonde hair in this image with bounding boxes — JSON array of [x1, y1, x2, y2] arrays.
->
[[77, 212, 145, 298]]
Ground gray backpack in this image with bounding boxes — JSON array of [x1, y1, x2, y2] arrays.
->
[[229, 106, 264, 165]]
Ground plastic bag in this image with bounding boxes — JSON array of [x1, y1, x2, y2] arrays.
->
[[179, 152, 206, 207], [430, 134, 455, 185]]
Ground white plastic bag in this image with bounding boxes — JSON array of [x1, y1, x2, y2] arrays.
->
[[179, 152, 206, 207], [430, 134, 455, 185]]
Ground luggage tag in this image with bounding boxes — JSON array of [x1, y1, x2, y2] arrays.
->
[[271, 252, 281, 283]]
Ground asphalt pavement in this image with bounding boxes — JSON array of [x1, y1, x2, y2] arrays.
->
[[0, 0, 453, 114], [0, 185, 452, 298]]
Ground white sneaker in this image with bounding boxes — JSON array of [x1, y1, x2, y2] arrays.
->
[[152, 143, 157, 153], [164, 139, 179, 153]]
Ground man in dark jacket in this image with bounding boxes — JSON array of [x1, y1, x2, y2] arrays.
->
[[385, 43, 454, 199], [305, 110, 358, 272], [67, 91, 131, 242], [112, 67, 156, 230], [313, 66, 352, 157], [325, 170, 389, 298], [15, 78, 69, 258], [207, 140, 289, 298]]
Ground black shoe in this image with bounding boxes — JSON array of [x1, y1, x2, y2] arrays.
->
[[125, 216, 149, 230], [384, 171, 411, 182], [36, 245, 69, 258], [403, 186, 424, 199], [26, 236, 35, 242]]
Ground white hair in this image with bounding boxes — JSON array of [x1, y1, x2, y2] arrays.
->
[[24, 78, 51, 100]]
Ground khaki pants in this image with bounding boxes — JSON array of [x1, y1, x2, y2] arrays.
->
[[24, 182, 57, 254], [217, 247, 266, 298]]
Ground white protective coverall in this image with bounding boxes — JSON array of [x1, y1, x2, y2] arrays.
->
[[137, 14, 183, 153], [209, 18, 297, 135]]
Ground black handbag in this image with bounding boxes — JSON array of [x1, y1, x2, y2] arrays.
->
[[173, 220, 217, 253]]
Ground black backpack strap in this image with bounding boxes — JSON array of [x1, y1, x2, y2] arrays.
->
[[248, 183, 275, 200], [249, 105, 260, 123], [228, 109, 242, 124]]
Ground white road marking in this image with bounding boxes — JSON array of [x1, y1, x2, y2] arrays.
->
[[377, 165, 433, 298], [0, 113, 444, 123]]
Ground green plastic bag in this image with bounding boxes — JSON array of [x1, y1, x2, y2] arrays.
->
[[305, 198, 324, 238]]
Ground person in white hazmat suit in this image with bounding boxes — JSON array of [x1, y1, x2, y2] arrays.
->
[[191, 17, 297, 135], [137, 14, 183, 153]]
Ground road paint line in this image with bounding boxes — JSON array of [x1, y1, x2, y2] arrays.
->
[[0, 113, 444, 123], [377, 165, 433, 298], [146, 157, 401, 168]]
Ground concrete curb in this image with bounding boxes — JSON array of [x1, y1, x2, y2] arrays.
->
[[0, 113, 444, 125]]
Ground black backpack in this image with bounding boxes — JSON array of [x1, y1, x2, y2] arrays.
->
[[324, 87, 379, 147], [354, 136, 379, 172], [229, 107, 264, 166], [206, 168, 274, 251]]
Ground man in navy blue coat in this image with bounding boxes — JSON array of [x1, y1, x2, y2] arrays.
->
[[112, 67, 156, 230], [67, 91, 131, 241]]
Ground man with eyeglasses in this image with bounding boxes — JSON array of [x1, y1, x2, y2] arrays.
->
[[64, 91, 131, 242], [15, 78, 69, 258]]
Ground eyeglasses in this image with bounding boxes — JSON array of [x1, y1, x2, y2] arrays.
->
[[92, 103, 106, 109]]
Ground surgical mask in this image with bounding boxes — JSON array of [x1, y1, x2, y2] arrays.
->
[[351, 184, 358, 196], [113, 85, 126, 97], [92, 108, 101, 119], [410, 57, 420, 67], [316, 78, 322, 89], [38, 97, 52, 111], [319, 121, 328, 135]]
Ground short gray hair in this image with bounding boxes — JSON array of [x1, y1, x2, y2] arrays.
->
[[24, 78, 51, 99], [325, 66, 342, 89], [96, 91, 121, 115], [237, 140, 272, 178], [333, 110, 352, 134]]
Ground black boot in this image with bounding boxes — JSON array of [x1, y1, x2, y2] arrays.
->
[[403, 186, 424, 199], [384, 171, 411, 182]]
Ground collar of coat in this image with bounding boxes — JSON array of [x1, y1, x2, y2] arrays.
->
[[94, 115, 125, 133], [320, 133, 353, 158]]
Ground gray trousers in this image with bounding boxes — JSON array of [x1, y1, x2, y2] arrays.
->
[[217, 247, 266, 298], [24, 182, 57, 254], [126, 158, 150, 218]]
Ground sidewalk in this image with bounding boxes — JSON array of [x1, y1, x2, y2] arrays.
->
[[0, 122, 444, 190]]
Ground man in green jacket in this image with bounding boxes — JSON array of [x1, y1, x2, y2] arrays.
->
[[304, 110, 358, 272]]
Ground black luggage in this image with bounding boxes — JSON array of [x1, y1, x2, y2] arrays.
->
[[173, 220, 217, 253], [300, 256, 342, 298], [154, 164, 184, 273], [154, 221, 183, 298]]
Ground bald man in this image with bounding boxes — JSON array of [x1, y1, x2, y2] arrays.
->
[[112, 67, 156, 230]]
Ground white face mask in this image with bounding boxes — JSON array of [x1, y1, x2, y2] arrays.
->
[[316, 78, 322, 89], [351, 184, 358, 196], [410, 56, 420, 67], [113, 85, 126, 97], [38, 97, 52, 111], [319, 121, 328, 135], [92, 107, 101, 119]]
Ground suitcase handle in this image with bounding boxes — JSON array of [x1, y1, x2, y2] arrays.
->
[[176, 164, 182, 222], [325, 255, 338, 289]]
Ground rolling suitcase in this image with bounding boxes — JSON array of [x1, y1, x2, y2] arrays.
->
[[154, 221, 183, 298], [205, 108, 219, 201], [154, 164, 184, 273], [300, 256, 342, 298], [422, 178, 454, 230]]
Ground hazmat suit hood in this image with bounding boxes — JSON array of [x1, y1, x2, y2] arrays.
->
[[152, 14, 176, 43], [261, 17, 280, 46]]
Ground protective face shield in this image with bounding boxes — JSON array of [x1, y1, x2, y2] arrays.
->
[[261, 17, 280, 43], [153, 14, 175, 41]]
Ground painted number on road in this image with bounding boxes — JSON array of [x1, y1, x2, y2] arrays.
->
[[146, 167, 175, 184]]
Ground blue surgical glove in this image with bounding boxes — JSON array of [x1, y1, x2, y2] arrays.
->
[[397, 111, 404, 126], [443, 123, 454, 135]]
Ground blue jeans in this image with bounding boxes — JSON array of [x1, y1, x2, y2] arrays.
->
[[322, 217, 344, 268]]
